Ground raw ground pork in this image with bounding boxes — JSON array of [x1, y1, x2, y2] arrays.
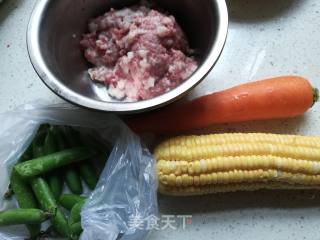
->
[[81, 6, 198, 101]]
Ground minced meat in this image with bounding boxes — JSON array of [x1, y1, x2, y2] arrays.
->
[[81, 6, 198, 101]]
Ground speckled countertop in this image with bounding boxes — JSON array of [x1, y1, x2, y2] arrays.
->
[[1, 0, 320, 239]]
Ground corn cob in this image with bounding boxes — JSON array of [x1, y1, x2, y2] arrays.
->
[[155, 133, 320, 196]]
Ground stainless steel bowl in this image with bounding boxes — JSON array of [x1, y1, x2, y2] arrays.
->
[[27, 0, 228, 113]]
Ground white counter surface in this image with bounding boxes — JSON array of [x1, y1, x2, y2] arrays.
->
[[1, 0, 320, 239]]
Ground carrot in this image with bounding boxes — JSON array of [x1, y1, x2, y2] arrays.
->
[[127, 76, 318, 134]]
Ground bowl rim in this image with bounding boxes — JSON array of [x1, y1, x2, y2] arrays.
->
[[27, 0, 228, 113]]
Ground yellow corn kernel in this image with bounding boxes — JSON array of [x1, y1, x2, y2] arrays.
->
[[155, 143, 320, 162], [193, 176, 200, 186], [159, 169, 279, 187], [156, 156, 320, 176], [157, 133, 320, 150]]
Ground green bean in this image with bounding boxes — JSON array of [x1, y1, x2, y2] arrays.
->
[[11, 144, 41, 239], [65, 127, 98, 190], [60, 127, 84, 195], [30, 178, 55, 212], [65, 167, 83, 194], [48, 175, 63, 200], [14, 147, 93, 178], [78, 162, 98, 190], [70, 222, 83, 239], [32, 131, 47, 158], [44, 127, 64, 199], [56, 127, 83, 195], [0, 209, 52, 226], [68, 201, 85, 226], [51, 126, 68, 150], [44, 127, 58, 154], [31, 177, 70, 237], [11, 172, 37, 209], [59, 194, 86, 211], [27, 141, 52, 238], [30, 137, 70, 237], [11, 172, 40, 239]]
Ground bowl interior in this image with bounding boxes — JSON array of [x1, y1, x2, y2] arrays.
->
[[30, 0, 225, 112]]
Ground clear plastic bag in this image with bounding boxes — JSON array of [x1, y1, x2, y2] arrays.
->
[[0, 102, 158, 240]]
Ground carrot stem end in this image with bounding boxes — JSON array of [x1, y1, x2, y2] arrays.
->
[[313, 88, 319, 106]]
